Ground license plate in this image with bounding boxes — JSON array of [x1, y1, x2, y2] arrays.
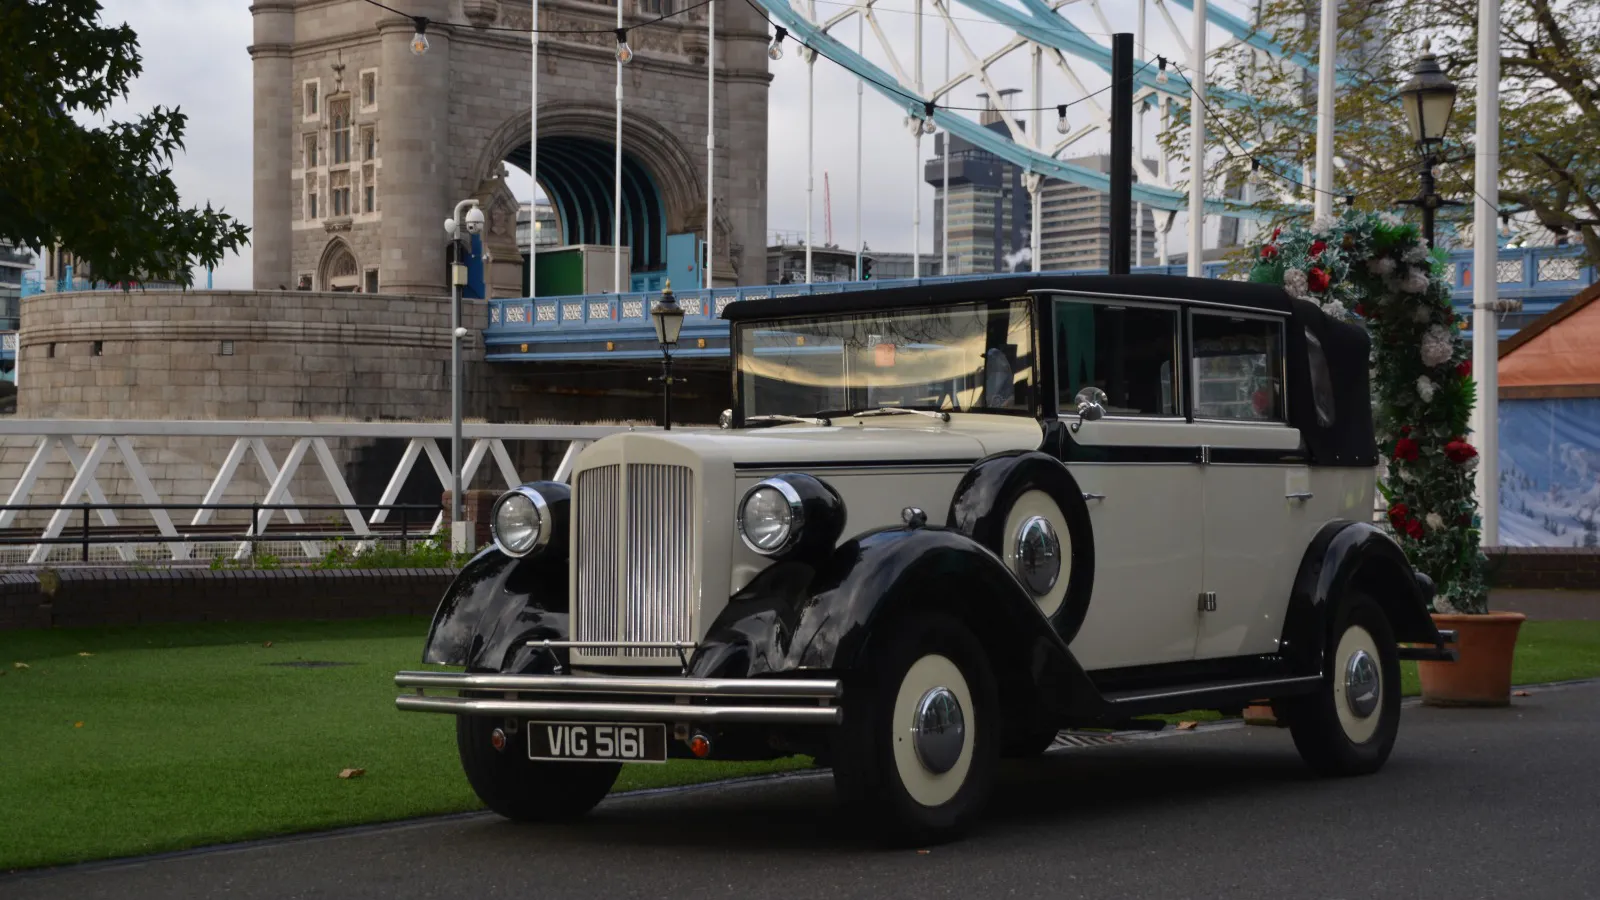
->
[[528, 722, 668, 763]]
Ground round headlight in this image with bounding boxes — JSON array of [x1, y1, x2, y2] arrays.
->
[[738, 479, 804, 555], [492, 487, 551, 557]]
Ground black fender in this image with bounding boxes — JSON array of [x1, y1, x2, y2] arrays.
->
[[945, 450, 1096, 644], [1280, 520, 1445, 676], [691, 526, 1100, 718], [421, 482, 572, 674]]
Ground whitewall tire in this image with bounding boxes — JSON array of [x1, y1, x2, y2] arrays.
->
[[832, 611, 999, 845], [1287, 595, 1401, 777], [1002, 490, 1071, 618]]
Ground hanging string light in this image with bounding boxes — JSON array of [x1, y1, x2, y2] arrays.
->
[[768, 26, 787, 60], [921, 100, 936, 134], [1056, 103, 1070, 134], [409, 16, 430, 55], [1155, 55, 1169, 85], [614, 29, 634, 64]]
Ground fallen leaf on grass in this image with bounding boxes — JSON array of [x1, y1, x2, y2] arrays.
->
[[263, 641, 273, 648], [1513, 690, 1530, 697], [74, 722, 84, 728], [12, 662, 27, 669], [338, 768, 366, 779], [1176, 720, 1199, 731], [77, 652, 93, 657]]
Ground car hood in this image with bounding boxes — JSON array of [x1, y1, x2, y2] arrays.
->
[[578, 416, 1044, 469]]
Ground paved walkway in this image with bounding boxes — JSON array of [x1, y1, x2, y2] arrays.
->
[[1491, 588, 1600, 620], [7, 681, 1597, 900]]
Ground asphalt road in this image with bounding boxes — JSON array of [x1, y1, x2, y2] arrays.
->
[[8, 682, 1598, 900]]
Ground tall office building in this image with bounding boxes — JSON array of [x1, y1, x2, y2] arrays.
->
[[1035, 154, 1159, 272], [926, 93, 1030, 276]]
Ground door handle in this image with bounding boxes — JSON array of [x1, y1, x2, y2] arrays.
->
[[1285, 492, 1314, 501], [1082, 492, 1106, 501]]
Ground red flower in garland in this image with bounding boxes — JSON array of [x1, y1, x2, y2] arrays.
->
[[1261, 243, 1280, 260], [1400, 425, 1413, 436], [1444, 438, 1478, 463], [1309, 240, 1328, 258], [1405, 518, 1426, 540], [1355, 303, 1368, 318], [1456, 360, 1472, 378], [1388, 503, 1410, 529], [1393, 437, 1420, 461], [1271, 227, 1282, 241], [1307, 267, 1331, 293]]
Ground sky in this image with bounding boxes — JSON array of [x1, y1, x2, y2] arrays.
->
[[91, 0, 1245, 289]]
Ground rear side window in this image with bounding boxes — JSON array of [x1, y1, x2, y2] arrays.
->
[[1191, 312, 1286, 422], [1303, 328, 1336, 427], [1055, 299, 1180, 416]]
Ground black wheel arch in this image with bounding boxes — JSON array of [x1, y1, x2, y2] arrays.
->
[[1281, 520, 1444, 677]]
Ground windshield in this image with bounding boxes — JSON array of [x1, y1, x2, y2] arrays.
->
[[734, 299, 1035, 420]]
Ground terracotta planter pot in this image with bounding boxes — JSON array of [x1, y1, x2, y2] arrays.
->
[[1417, 612, 1527, 707]]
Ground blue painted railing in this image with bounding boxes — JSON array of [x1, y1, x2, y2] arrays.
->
[[19, 271, 184, 298], [484, 246, 1596, 362]]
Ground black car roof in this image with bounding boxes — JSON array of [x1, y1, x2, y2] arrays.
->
[[721, 274, 1304, 322]]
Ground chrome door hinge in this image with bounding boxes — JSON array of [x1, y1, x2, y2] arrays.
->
[[1199, 445, 1212, 465], [1198, 591, 1218, 613]]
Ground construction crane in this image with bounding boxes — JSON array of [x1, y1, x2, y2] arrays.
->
[[823, 172, 833, 248]]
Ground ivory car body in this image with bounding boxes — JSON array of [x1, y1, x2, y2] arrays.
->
[[396, 274, 1455, 843]]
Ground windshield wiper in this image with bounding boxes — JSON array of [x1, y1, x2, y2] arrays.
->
[[745, 413, 833, 427], [850, 407, 951, 423]]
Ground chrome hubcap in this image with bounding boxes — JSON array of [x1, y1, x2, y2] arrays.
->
[[911, 686, 965, 774], [1344, 649, 1380, 718], [1010, 515, 1062, 596]]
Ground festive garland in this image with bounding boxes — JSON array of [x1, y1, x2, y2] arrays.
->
[[1248, 210, 1489, 613]]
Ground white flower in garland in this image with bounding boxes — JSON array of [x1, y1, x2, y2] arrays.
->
[[1282, 267, 1311, 300], [1312, 215, 1339, 234], [1321, 300, 1351, 320], [1421, 325, 1454, 367], [1417, 375, 1437, 402], [1403, 244, 1430, 264], [1398, 467, 1419, 484], [1368, 257, 1397, 277], [1413, 304, 1434, 323], [1426, 512, 1445, 531], [1401, 267, 1431, 294]]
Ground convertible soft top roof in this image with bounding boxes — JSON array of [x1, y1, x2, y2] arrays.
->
[[721, 274, 1301, 322]]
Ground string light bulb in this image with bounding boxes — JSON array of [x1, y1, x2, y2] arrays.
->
[[1056, 104, 1070, 134], [614, 29, 633, 64], [768, 26, 787, 61], [409, 17, 430, 56], [1156, 56, 1169, 85], [922, 101, 937, 134]]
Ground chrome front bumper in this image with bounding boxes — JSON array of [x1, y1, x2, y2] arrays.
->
[[394, 671, 844, 725]]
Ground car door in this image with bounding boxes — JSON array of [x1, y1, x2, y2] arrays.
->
[[1189, 309, 1307, 659], [1052, 296, 1204, 670]]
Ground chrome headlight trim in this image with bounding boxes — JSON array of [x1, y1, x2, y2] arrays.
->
[[492, 486, 553, 558], [737, 477, 806, 556]]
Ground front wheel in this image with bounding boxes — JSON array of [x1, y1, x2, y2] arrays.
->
[[456, 715, 620, 822], [1286, 595, 1402, 776], [831, 612, 1000, 845]]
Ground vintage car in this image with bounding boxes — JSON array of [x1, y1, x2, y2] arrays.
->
[[395, 274, 1457, 843]]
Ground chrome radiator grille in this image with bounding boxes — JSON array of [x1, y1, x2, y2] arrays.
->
[[574, 463, 697, 659]]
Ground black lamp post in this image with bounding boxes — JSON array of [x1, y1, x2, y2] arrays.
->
[[650, 280, 685, 430], [1396, 42, 1463, 248]]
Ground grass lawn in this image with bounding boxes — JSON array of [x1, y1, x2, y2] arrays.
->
[[3, 617, 1598, 871], [0, 617, 810, 872]]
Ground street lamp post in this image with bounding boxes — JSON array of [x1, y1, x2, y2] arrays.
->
[[444, 199, 485, 552], [1396, 43, 1462, 248], [650, 280, 685, 430]]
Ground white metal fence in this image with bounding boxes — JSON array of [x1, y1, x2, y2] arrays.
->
[[0, 420, 647, 566]]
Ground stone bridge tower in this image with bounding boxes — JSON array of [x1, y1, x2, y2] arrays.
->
[[250, 0, 770, 296]]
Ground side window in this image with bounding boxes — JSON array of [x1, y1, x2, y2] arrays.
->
[[1303, 327, 1336, 427], [1191, 313, 1286, 422], [1056, 299, 1180, 416]]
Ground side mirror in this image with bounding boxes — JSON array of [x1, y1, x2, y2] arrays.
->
[[1071, 387, 1107, 432]]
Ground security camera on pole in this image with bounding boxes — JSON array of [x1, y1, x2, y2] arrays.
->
[[444, 199, 485, 553]]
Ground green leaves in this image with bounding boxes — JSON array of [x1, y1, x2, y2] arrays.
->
[[0, 0, 249, 286]]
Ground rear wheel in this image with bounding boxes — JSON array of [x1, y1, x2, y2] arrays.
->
[[456, 715, 620, 822], [1286, 595, 1401, 776], [831, 612, 1000, 845]]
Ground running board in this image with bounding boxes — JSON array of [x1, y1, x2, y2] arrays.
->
[[1100, 675, 1323, 717]]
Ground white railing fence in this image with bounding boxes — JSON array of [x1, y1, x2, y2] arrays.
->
[[0, 420, 647, 566]]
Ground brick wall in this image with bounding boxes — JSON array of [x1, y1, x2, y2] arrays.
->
[[1486, 547, 1600, 590], [0, 567, 455, 631]]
